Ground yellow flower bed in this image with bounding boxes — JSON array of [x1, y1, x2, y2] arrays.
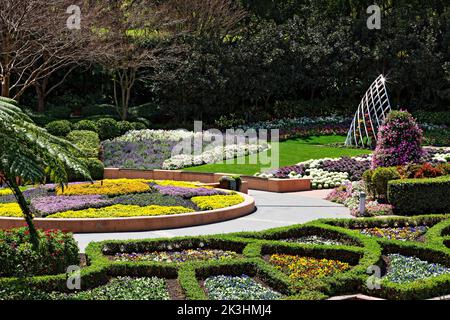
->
[[56, 179, 151, 196], [0, 189, 13, 196], [0, 203, 24, 217], [152, 180, 206, 188], [269, 254, 351, 281], [46, 204, 194, 218], [191, 194, 244, 210]]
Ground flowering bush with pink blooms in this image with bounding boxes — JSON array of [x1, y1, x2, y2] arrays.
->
[[372, 111, 424, 168]]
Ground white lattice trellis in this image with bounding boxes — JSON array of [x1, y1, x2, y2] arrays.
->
[[345, 75, 392, 148]]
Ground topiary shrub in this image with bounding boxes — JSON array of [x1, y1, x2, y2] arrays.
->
[[117, 121, 134, 135], [66, 130, 100, 158], [372, 111, 424, 168], [371, 167, 401, 200], [96, 118, 120, 140], [131, 122, 147, 130], [362, 169, 375, 197], [0, 228, 79, 277], [45, 120, 72, 137], [388, 175, 450, 215], [74, 119, 98, 132], [83, 158, 104, 180]]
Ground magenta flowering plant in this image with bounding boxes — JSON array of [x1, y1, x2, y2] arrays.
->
[[372, 111, 424, 168]]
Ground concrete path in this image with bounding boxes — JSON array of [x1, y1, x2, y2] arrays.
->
[[74, 189, 352, 252]]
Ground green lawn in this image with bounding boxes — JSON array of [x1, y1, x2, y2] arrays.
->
[[183, 135, 372, 175]]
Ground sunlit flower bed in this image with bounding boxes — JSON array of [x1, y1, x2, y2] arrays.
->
[[0, 179, 244, 219], [360, 226, 428, 242], [269, 254, 351, 281], [204, 275, 282, 300], [384, 254, 450, 284], [112, 248, 240, 263]]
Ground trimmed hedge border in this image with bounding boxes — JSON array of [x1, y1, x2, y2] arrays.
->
[[387, 175, 450, 215], [3, 215, 450, 300]]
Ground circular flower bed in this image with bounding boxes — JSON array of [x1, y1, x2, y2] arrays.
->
[[269, 254, 351, 281], [204, 275, 282, 300], [0, 179, 245, 219], [112, 249, 240, 263], [360, 227, 428, 242], [384, 254, 450, 284]]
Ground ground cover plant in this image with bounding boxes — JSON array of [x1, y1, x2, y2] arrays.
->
[[112, 249, 241, 263], [0, 179, 244, 219]]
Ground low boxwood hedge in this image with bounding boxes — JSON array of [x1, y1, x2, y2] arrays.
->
[[387, 175, 450, 215], [3, 215, 450, 300]]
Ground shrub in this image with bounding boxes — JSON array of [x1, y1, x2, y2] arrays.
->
[[74, 120, 98, 132], [117, 121, 134, 135], [372, 111, 424, 168], [388, 176, 450, 215], [96, 118, 120, 140], [0, 228, 79, 277], [413, 163, 444, 178], [84, 158, 104, 180], [371, 167, 401, 200], [362, 169, 375, 197], [45, 120, 72, 137], [132, 122, 147, 130], [66, 130, 100, 158]]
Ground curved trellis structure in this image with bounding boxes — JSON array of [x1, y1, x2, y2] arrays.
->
[[345, 75, 392, 148]]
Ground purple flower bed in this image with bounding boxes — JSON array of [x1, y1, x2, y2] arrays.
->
[[153, 185, 227, 198], [30, 195, 114, 216], [0, 187, 50, 204], [102, 139, 179, 170], [268, 164, 306, 179], [321, 157, 371, 181]]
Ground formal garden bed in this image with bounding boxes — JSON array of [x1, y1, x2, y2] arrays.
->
[[0, 179, 254, 232], [3, 213, 450, 300]]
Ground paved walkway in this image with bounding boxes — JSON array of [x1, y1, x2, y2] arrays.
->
[[74, 190, 352, 252]]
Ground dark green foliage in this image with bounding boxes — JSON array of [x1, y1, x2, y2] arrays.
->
[[117, 121, 134, 135], [370, 167, 401, 200], [388, 176, 450, 215], [74, 120, 98, 132], [96, 118, 120, 140], [66, 130, 100, 158], [45, 120, 72, 137], [83, 158, 104, 180]]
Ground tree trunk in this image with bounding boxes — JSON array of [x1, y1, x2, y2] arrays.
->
[[35, 84, 45, 112], [6, 176, 39, 249], [1, 75, 10, 97]]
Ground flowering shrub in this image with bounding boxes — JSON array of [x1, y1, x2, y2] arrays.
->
[[0, 187, 49, 204], [384, 254, 450, 284], [0, 228, 79, 277], [191, 194, 245, 210], [269, 254, 351, 280], [204, 275, 282, 300], [0, 203, 24, 217], [112, 193, 198, 210], [372, 111, 424, 168], [46, 204, 194, 218], [112, 249, 240, 263], [413, 163, 444, 178], [321, 156, 371, 181], [57, 179, 151, 196]]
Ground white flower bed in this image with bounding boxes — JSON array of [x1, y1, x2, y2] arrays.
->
[[162, 144, 269, 170], [307, 168, 349, 189], [432, 152, 450, 162]]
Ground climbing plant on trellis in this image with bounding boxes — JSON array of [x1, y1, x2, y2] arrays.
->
[[345, 75, 392, 148]]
